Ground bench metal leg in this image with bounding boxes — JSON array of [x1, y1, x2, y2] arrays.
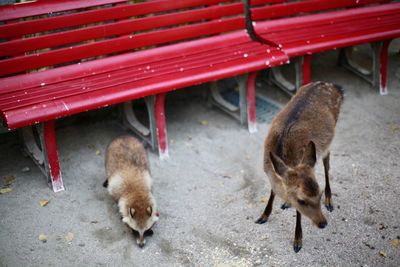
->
[[209, 73, 257, 133], [122, 94, 168, 159], [246, 72, 257, 133], [338, 40, 391, 95], [155, 93, 169, 160], [376, 40, 391, 95], [21, 121, 64, 192], [301, 54, 312, 86]]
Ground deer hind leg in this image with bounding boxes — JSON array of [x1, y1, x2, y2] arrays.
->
[[293, 211, 303, 253], [255, 190, 275, 224], [323, 152, 333, 212]]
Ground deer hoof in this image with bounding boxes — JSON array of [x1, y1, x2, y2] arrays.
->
[[325, 203, 334, 212], [293, 241, 302, 253], [281, 203, 291, 210], [255, 217, 268, 224]]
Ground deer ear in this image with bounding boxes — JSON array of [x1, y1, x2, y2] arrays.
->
[[146, 206, 152, 216], [270, 152, 288, 177], [302, 141, 317, 167]]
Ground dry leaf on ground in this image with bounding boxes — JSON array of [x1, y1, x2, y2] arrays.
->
[[199, 119, 208, 126], [379, 251, 387, 257], [65, 232, 74, 242], [391, 239, 399, 248], [39, 200, 49, 207], [0, 187, 12, 194], [389, 123, 400, 134]]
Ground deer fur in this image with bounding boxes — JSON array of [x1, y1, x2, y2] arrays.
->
[[256, 81, 343, 252]]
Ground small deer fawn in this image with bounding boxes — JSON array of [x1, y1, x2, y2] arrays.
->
[[255, 81, 343, 252]]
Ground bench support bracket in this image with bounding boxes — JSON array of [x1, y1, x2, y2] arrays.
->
[[269, 67, 296, 94], [21, 121, 64, 192], [269, 55, 311, 94], [338, 40, 391, 95], [122, 94, 168, 160], [209, 73, 257, 133]]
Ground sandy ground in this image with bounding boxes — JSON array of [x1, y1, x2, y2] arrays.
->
[[1, 42, 400, 267]]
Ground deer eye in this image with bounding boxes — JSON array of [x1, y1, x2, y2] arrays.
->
[[297, 199, 307, 206]]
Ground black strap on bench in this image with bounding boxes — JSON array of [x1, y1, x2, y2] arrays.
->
[[243, 0, 279, 48]]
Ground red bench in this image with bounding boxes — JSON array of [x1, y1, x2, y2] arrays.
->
[[0, 0, 287, 192], [246, 0, 400, 95]]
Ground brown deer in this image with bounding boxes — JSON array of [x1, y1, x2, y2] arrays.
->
[[255, 81, 343, 252]]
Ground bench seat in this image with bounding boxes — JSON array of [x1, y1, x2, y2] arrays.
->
[[0, 32, 287, 130]]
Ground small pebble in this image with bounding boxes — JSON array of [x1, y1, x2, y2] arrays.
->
[[39, 234, 47, 243], [22, 167, 30, 172]]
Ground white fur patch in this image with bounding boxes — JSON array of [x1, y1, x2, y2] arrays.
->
[[118, 197, 128, 218], [107, 173, 124, 196]]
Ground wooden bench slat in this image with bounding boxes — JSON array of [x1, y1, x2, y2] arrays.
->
[[0, 0, 128, 21], [251, 0, 285, 5], [281, 23, 400, 57], [254, 2, 400, 36], [254, 2, 400, 55], [0, 0, 233, 38], [266, 15, 400, 46], [0, 3, 245, 57], [252, 0, 390, 21], [0, 17, 246, 77]]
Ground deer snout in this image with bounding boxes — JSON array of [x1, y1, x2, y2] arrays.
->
[[311, 211, 327, 229], [137, 234, 146, 248]]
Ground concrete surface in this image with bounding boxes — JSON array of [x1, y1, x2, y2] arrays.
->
[[1, 42, 400, 267]]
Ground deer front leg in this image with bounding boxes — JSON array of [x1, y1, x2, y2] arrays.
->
[[323, 152, 333, 212], [293, 211, 303, 253], [255, 190, 275, 224]]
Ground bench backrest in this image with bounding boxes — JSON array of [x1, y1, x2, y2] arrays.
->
[[0, 0, 285, 78], [249, 0, 391, 21]]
